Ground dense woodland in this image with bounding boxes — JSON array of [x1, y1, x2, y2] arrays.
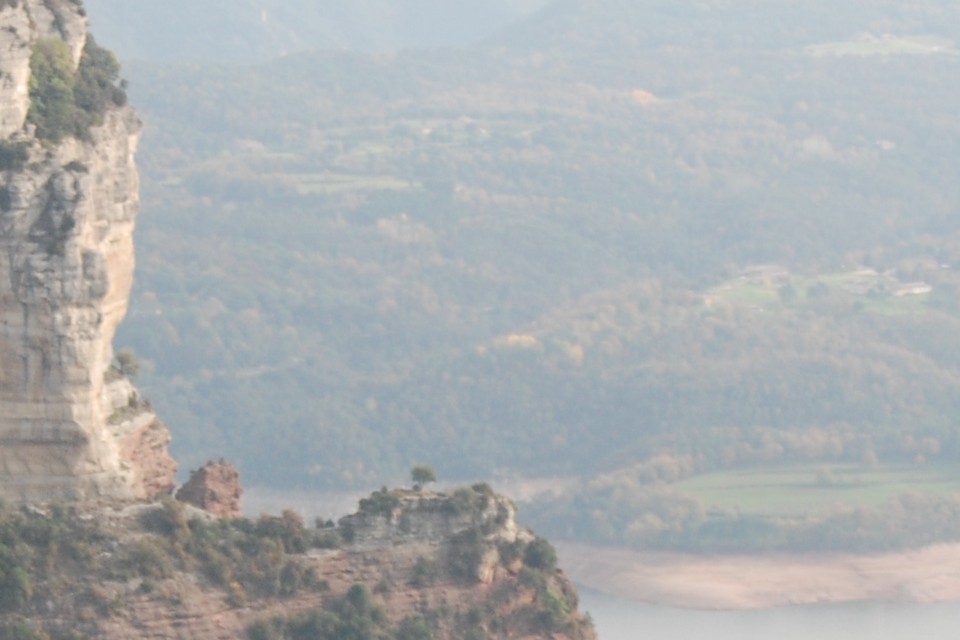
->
[[79, 0, 960, 550]]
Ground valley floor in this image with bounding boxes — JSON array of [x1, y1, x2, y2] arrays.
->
[[556, 542, 960, 610]]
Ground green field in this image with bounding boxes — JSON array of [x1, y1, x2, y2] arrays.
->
[[292, 173, 417, 195], [805, 36, 958, 58], [676, 462, 960, 517], [707, 268, 934, 316]]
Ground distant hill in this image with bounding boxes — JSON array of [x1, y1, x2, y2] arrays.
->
[[109, 0, 960, 499], [496, 0, 960, 55], [82, 0, 548, 62]]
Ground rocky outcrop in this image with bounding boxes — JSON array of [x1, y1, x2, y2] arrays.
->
[[341, 486, 530, 547], [340, 485, 536, 584], [0, 0, 176, 502], [176, 460, 242, 518], [0, 486, 597, 640]]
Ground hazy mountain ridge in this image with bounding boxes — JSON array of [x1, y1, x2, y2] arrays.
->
[[497, 0, 960, 54], [82, 0, 549, 63]]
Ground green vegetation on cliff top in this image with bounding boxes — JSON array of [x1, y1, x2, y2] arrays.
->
[[27, 35, 126, 142]]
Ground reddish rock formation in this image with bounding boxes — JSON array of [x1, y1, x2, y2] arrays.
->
[[176, 461, 242, 518], [119, 416, 177, 499]]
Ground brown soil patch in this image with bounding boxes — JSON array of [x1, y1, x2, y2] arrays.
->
[[556, 542, 960, 610]]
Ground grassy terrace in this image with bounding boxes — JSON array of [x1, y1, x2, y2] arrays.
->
[[676, 462, 960, 518], [805, 36, 959, 58]]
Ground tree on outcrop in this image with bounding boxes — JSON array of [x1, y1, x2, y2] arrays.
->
[[115, 349, 140, 379], [73, 36, 127, 117], [411, 465, 436, 491], [27, 36, 127, 142], [523, 536, 558, 571]]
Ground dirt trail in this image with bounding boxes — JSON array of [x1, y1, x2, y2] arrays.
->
[[557, 542, 960, 610]]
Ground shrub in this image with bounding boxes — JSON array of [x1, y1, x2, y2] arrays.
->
[[0, 544, 30, 611], [72, 35, 125, 118], [278, 560, 304, 596], [518, 566, 547, 592], [120, 540, 174, 580], [539, 589, 572, 632], [357, 488, 400, 516], [255, 510, 307, 554], [445, 528, 485, 583], [409, 556, 438, 588], [446, 486, 491, 517], [522, 537, 557, 572], [497, 540, 522, 567], [141, 499, 189, 542], [0, 622, 48, 640], [395, 617, 433, 640], [0, 140, 28, 171], [247, 583, 391, 639], [312, 529, 341, 549], [27, 35, 127, 142], [26, 38, 74, 141], [114, 349, 140, 380]]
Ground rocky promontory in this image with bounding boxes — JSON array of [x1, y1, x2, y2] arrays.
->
[[0, 485, 597, 639]]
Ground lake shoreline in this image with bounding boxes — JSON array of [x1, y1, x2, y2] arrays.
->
[[556, 542, 960, 610], [241, 487, 960, 611]]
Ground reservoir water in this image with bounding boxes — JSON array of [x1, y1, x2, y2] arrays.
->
[[579, 589, 960, 640]]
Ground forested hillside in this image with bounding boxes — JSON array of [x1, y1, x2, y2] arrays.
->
[[82, 0, 548, 62], [96, 0, 960, 535], [497, 0, 960, 54]]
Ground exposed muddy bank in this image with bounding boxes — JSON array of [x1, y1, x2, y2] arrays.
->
[[557, 542, 960, 610]]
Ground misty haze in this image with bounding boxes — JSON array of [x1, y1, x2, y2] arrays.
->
[[2, 0, 960, 636]]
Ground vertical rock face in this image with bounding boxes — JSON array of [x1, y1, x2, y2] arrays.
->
[[0, 0, 176, 502]]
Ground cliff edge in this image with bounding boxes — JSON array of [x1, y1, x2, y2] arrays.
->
[[0, 484, 597, 640], [0, 0, 175, 502]]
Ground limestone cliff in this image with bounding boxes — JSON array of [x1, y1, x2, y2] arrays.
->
[[0, 0, 175, 502], [340, 485, 536, 581]]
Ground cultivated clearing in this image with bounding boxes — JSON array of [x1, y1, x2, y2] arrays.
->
[[676, 462, 960, 517]]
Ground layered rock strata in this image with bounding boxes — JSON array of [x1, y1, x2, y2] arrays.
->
[[340, 487, 536, 582], [0, 0, 175, 501]]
